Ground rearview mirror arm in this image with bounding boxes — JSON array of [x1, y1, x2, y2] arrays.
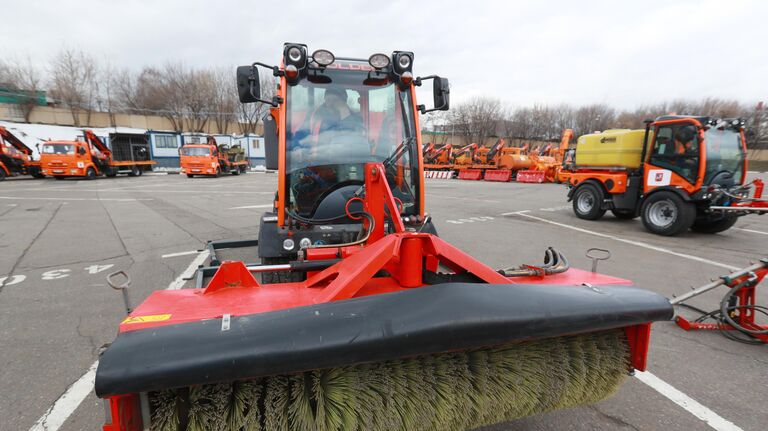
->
[[414, 75, 449, 114]]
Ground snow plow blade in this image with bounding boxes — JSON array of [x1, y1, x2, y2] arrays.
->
[[95, 282, 672, 397]]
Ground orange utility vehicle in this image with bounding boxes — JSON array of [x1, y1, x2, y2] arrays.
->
[[519, 129, 574, 183], [179, 136, 249, 177], [40, 130, 155, 180], [0, 126, 44, 180], [566, 116, 766, 235]]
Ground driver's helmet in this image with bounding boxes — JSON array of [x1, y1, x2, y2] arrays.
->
[[674, 125, 697, 144]]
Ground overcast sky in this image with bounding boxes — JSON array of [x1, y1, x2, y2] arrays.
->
[[1, 0, 764, 109]]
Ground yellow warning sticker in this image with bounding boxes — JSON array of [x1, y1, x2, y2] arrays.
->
[[122, 314, 172, 324]]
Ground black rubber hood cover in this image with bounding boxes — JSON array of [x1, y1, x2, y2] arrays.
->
[[95, 282, 673, 397]]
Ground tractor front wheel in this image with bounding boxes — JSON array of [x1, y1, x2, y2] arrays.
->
[[572, 184, 606, 220], [640, 191, 695, 236]]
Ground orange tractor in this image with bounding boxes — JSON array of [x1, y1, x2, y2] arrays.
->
[[179, 135, 249, 177], [565, 116, 766, 235], [95, 44, 672, 430], [40, 130, 155, 179], [0, 125, 44, 180]]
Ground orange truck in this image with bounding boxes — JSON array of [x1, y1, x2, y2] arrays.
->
[[564, 115, 766, 235], [179, 135, 249, 177], [40, 130, 155, 180], [0, 125, 44, 180]]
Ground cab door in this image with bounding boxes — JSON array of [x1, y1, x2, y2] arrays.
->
[[643, 120, 705, 195]]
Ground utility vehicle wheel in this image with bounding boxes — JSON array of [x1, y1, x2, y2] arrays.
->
[[135, 167, 143, 176], [260, 257, 305, 284], [691, 216, 738, 234], [128, 166, 140, 177], [232, 168, 240, 175], [214, 169, 221, 178], [105, 169, 117, 178], [572, 184, 606, 220], [186, 174, 194, 178], [611, 209, 637, 219], [239, 165, 247, 174], [640, 191, 695, 236], [85, 168, 97, 180], [31, 172, 45, 179]]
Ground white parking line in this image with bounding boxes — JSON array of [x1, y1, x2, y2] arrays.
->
[[505, 212, 739, 271], [0, 196, 152, 202], [229, 204, 273, 209], [161, 250, 200, 259], [29, 250, 210, 431], [733, 227, 768, 236], [635, 371, 743, 431]]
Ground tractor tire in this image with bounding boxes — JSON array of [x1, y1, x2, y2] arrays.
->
[[691, 216, 738, 234], [186, 174, 194, 178], [611, 209, 637, 219], [85, 168, 97, 180], [572, 183, 606, 220], [260, 257, 305, 284], [640, 191, 695, 236]]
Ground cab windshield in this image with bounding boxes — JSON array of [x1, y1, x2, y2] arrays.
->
[[181, 147, 211, 156], [704, 128, 745, 184], [286, 65, 417, 217], [42, 144, 75, 155]]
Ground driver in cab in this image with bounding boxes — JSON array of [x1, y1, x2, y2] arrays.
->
[[315, 87, 363, 134]]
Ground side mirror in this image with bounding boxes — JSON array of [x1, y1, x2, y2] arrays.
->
[[263, 113, 279, 170], [433, 77, 450, 111], [416, 75, 450, 114], [237, 65, 260, 103]]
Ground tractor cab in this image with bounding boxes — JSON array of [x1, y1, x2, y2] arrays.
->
[[237, 43, 449, 260]]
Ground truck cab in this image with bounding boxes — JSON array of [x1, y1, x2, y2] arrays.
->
[[566, 115, 762, 235], [40, 139, 109, 179], [0, 126, 44, 180]]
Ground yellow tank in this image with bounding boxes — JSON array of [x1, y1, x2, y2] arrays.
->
[[575, 129, 646, 169]]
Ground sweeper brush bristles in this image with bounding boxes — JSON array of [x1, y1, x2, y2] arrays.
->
[[148, 329, 630, 431]]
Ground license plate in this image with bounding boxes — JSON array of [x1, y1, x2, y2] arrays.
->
[[53, 170, 64, 174], [192, 169, 201, 172]]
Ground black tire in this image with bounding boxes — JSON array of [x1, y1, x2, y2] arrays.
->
[[85, 168, 97, 180], [572, 184, 606, 220], [128, 166, 140, 177], [260, 257, 305, 284], [640, 191, 695, 236], [135, 167, 143, 176], [611, 209, 637, 219], [54, 176, 65, 180], [232, 168, 240, 176], [214, 168, 221, 178], [691, 216, 738, 234], [31, 172, 45, 179], [186, 174, 194, 178], [239, 165, 247, 174], [105, 169, 117, 178]]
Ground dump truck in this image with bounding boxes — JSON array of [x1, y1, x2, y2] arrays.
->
[[565, 116, 766, 235], [39, 130, 156, 179], [180, 135, 249, 177], [0, 125, 44, 180], [94, 44, 672, 431]]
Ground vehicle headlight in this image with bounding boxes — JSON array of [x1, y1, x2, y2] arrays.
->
[[288, 47, 302, 62], [369, 53, 390, 69], [283, 239, 295, 251], [312, 49, 335, 67]]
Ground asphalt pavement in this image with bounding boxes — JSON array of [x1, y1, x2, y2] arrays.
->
[[0, 171, 766, 430]]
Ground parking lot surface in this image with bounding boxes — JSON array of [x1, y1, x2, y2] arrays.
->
[[1, 171, 766, 430]]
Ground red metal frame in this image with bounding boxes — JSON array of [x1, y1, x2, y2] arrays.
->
[[675, 265, 768, 343], [102, 394, 142, 431]]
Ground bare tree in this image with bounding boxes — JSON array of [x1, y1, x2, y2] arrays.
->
[[1, 58, 44, 122], [50, 49, 99, 126], [448, 96, 503, 145], [210, 68, 238, 134]]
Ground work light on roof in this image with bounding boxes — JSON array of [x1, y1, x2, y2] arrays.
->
[[288, 47, 303, 62], [397, 54, 411, 70], [368, 53, 390, 69], [312, 49, 335, 66]]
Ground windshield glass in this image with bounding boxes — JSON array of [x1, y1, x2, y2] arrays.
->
[[286, 65, 417, 217], [42, 144, 75, 155], [181, 147, 211, 156], [704, 128, 745, 184]]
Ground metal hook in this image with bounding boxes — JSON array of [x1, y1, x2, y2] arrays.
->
[[586, 248, 611, 273], [107, 270, 133, 315]]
